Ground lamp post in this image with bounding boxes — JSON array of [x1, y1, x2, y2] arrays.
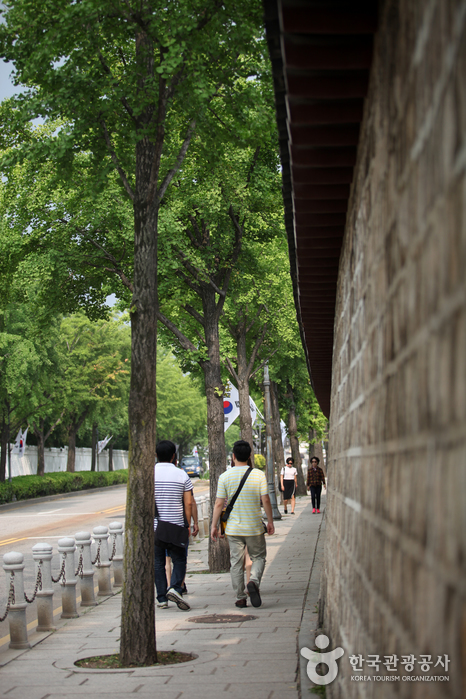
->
[[263, 364, 281, 520]]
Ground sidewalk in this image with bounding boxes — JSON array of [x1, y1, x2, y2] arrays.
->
[[0, 495, 325, 699]]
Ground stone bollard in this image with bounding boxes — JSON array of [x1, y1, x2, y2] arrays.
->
[[57, 537, 79, 619], [75, 531, 96, 607], [92, 526, 113, 596], [32, 543, 56, 631], [2, 552, 30, 649], [195, 496, 205, 539], [108, 522, 124, 587]]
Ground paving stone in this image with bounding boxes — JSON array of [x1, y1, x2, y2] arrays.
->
[[0, 499, 324, 699]]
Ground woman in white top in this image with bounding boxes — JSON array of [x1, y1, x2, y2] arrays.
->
[[280, 457, 298, 514]]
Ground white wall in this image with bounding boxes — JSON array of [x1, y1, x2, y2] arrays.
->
[[2, 446, 128, 478]]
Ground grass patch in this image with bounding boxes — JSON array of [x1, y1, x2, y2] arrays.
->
[[75, 650, 194, 669], [310, 686, 326, 697], [0, 471, 128, 504]]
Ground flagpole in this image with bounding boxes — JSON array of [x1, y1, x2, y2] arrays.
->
[[263, 363, 281, 520]]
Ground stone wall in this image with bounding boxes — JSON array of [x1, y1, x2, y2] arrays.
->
[[323, 1, 466, 697]]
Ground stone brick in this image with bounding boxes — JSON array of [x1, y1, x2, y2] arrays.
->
[[322, 2, 466, 698]]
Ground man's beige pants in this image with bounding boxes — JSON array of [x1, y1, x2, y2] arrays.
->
[[227, 533, 267, 600]]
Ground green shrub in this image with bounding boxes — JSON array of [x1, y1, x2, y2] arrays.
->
[[0, 470, 128, 505], [254, 454, 266, 470]]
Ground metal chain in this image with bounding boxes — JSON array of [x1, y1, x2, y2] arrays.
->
[[108, 535, 117, 562], [91, 541, 101, 566], [0, 574, 15, 623], [24, 564, 43, 604], [52, 554, 67, 584], [75, 549, 84, 578]]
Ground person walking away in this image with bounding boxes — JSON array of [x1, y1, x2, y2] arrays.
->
[[280, 457, 298, 514], [181, 490, 199, 594], [211, 440, 275, 608], [306, 456, 326, 513], [154, 440, 193, 610], [165, 490, 199, 594]]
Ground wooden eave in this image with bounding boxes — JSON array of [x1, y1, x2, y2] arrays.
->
[[263, 0, 378, 417]]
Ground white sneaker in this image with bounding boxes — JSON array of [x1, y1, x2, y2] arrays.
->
[[167, 588, 190, 611], [157, 601, 169, 609]]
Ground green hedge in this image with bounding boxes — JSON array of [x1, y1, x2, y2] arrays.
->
[[0, 470, 128, 505]]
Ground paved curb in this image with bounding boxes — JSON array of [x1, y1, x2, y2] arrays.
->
[[298, 512, 326, 698]]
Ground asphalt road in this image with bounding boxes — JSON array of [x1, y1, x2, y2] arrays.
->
[[0, 480, 209, 648]]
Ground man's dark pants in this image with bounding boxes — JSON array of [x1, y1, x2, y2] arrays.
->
[[154, 543, 187, 603]]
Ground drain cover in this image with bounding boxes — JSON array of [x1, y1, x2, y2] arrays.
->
[[188, 613, 258, 623]]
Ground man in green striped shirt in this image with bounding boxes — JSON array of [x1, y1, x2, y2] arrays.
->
[[211, 440, 275, 608]]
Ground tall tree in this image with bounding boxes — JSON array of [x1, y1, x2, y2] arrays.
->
[[222, 235, 290, 457], [0, 0, 264, 664], [270, 379, 286, 487], [156, 133, 279, 570], [59, 314, 131, 473], [155, 346, 207, 456]]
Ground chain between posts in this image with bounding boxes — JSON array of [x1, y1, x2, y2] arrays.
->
[[108, 535, 117, 562], [24, 563, 43, 604], [0, 573, 16, 622], [52, 554, 67, 584], [91, 541, 101, 566], [75, 549, 84, 578]]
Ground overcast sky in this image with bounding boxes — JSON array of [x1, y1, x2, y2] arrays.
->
[[0, 59, 19, 101]]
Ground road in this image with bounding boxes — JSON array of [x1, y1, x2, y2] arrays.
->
[[0, 480, 209, 649]]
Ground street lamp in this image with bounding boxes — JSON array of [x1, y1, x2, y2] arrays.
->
[[263, 363, 281, 520]]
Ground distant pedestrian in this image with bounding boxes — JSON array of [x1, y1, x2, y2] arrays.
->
[[280, 457, 298, 514], [306, 456, 326, 513], [154, 440, 193, 610], [211, 440, 275, 608]]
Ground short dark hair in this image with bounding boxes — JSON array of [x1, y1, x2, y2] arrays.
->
[[232, 440, 252, 463], [156, 440, 177, 463], [311, 456, 320, 464], [286, 457, 294, 464]]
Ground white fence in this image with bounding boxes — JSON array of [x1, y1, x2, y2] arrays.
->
[[1, 446, 128, 478]]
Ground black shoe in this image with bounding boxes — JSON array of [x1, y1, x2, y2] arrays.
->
[[247, 581, 262, 608], [235, 598, 247, 608], [284, 509, 288, 514], [181, 582, 188, 594]]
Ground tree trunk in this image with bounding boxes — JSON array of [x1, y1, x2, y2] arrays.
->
[[119, 166, 159, 663], [270, 381, 285, 495], [67, 409, 89, 473], [34, 421, 46, 477], [108, 443, 113, 472], [309, 428, 325, 475], [67, 425, 77, 473], [287, 384, 307, 496], [236, 331, 254, 465], [0, 412, 7, 482], [91, 422, 97, 472], [202, 291, 230, 573]]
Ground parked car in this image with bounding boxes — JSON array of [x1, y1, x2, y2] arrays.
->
[[180, 456, 203, 478]]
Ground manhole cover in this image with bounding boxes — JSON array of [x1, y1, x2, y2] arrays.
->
[[188, 613, 258, 624]]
